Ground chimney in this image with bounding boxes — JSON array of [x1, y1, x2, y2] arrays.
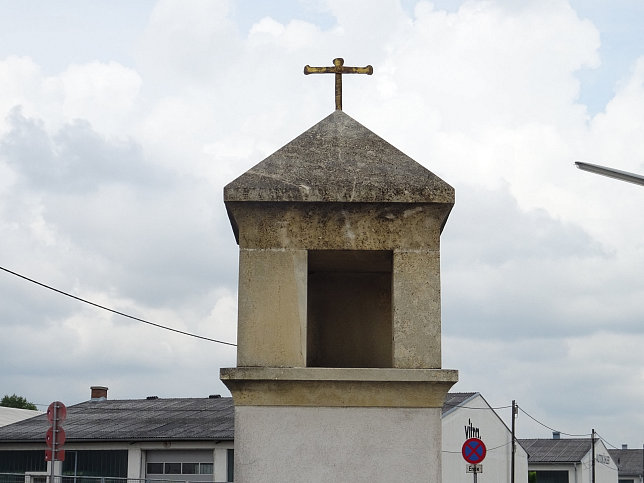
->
[[90, 386, 108, 400], [622, 444, 628, 450], [552, 431, 561, 440]]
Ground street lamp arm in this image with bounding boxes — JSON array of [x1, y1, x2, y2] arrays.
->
[[575, 161, 644, 187]]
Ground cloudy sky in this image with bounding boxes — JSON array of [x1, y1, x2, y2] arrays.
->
[[2, 0, 644, 449]]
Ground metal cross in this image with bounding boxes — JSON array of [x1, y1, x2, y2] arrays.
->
[[304, 58, 373, 110]]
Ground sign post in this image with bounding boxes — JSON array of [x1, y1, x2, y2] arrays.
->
[[462, 437, 486, 483], [45, 401, 66, 483]]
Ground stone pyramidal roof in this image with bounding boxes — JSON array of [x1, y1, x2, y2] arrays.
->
[[224, 110, 454, 204]]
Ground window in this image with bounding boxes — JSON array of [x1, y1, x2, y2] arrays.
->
[[146, 461, 213, 476], [533, 470, 569, 483], [62, 450, 127, 478], [146, 463, 163, 474], [164, 463, 181, 475], [0, 451, 46, 472], [227, 449, 234, 482]]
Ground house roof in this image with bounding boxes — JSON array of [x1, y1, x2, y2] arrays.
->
[[0, 397, 234, 443], [224, 110, 454, 205], [519, 438, 592, 463], [608, 448, 643, 476], [0, 407, 42, 427], [442, 392, 478, 416], [0, 392, 480, 444]]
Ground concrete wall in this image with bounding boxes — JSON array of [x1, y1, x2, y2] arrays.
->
[[234, 406, 443, 483]]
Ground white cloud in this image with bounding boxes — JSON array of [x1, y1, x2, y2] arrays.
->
[[58, 61, 142, 135], [0, 56, 45, 134], [2, 0, 644, 448]]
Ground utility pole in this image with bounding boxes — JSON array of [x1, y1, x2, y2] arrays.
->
[[511, 400, 517, 483], [591, 429, 596, 483]]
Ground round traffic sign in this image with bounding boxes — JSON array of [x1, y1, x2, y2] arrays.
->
[[45, 449, 66, 462], [45, 427, 66, 447], [462, 437, 486, 464], [47, 401, 67, 423]]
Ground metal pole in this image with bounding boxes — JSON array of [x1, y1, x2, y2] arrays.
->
[[511, 400, 516, 483], [591, 429, 596, 483], [50, 403, 57, 483]]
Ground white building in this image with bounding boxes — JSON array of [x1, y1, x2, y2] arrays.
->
[[442, 392, 529, 483], [10, 389, 609, 483], [520, 435, 618, 483], [0, 388, 234, 481], [608, 446, 644, 483]]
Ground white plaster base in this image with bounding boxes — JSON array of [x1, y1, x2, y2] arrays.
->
[[234, 406, 442, 483]]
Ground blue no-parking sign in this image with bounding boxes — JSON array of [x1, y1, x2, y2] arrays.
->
[[462, 437, 487, 464]]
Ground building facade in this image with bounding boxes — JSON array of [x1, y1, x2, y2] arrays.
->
[[442, 392, 528, 483], [520, 435, 618, 483], [2, 389, 540, 483], [0, 390, 234, 482], [608, 446, 644, 483]]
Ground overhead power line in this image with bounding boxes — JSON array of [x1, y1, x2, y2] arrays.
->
[[594, 430, 619, 450], [518, 406, 591, 438], [443, 441, 511, 454], [0, 265, 237, 347], [443, 401, 513, 410]]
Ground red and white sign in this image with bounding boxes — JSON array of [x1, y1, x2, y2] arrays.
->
[[47, 401, 66, 424], [44, 401, 66, 462], [462, 437, 487, 464]]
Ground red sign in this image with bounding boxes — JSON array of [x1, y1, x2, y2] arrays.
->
[[462, 438, 487, 464], [45, 401, 66, 462], [45, 449, 65, 462], [47, 402, 67, 423], [45, 427, 66, 447]]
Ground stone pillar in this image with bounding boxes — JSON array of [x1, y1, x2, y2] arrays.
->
[[221, 110, 458, 482]]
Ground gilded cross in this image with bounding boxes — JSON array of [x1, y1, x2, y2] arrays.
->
[[304, 58, 373, 110]]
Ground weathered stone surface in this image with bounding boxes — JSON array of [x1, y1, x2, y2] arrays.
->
[[220, 367, 458, 407], [224, 110, 454, 205], [393, 249, 442, 368], [227, 201, 449, 248], [236, 248, 307, 367]]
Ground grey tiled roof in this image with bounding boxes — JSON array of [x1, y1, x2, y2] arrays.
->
[[608, 448, 643, 476], [519, 438, 591, 463], [0, 397, 234, 442], [0, 392, 476, 444], [442, 392, 477, 416]]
